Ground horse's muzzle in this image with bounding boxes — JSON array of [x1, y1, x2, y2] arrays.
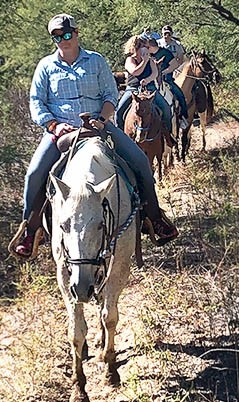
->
[[70, 283, 94, 302], [70, 265, 95, 303]]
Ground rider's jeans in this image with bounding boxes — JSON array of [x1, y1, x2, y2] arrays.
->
[[23, 132, 60, 220], [154, 91, 173, 132], [115, 87, 134, 130], [106, 122, 161, 220], [164, 76, 188, 119]]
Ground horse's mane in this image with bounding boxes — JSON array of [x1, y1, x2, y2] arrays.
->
[[180, 59, 191, 74], [68, 137, 115, 199]]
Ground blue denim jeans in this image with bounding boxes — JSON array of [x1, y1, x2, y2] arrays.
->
[[115, 86, 173, 132], [23, 123, 161, 223], [23, 132, 60, 220], [115, 87, 133, 130], [164, 77, 188, 118], [106, 122, 161, 220]]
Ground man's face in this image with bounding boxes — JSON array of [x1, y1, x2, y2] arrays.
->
[[163, 32, 172, 42], [51, 29, 78, 50]]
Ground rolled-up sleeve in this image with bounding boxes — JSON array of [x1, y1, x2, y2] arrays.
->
[[30, 58, 55, 127]]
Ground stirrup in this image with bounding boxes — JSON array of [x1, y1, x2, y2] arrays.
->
[[142, 217, 178, 247], [8, 220, 44, 260]]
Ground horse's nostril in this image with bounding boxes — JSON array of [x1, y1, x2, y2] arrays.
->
[[70, 284, 78, 300], [87, 285, 94, 299]]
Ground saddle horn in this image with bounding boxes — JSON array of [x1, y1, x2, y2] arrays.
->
[[79, 112, 93, 129]]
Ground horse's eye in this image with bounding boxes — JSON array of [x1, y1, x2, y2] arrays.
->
[[60, 218, 71, 233], [97, 221, 104, 230]]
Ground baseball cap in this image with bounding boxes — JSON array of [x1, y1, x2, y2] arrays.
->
[[162, 25, 173, 34], [139, 31, 161, 41], [48, 14, 77, 34]]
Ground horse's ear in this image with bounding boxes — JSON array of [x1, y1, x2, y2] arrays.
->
[[148, 91, 156, 100], [50, 173, 71, 201], [191, 49, 197, 57], [87, 174, 116, 200], [201, 48, 206, 56], [132, 91, 139, 101]]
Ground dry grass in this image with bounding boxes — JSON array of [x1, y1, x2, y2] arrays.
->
[[0, 120, 238, 402]]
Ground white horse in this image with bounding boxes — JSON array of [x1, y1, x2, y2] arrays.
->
[[49, 137, 137, 402]]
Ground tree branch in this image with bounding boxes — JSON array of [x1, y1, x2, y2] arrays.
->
[[209, 1, 239, 25]]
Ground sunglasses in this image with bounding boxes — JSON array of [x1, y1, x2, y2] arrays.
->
[[52, 31, 73, 44]]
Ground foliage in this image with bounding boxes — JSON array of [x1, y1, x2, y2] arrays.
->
[[1, 0, 238, 81]]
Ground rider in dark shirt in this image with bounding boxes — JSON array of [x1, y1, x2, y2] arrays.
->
[[145, 36, 189, 129]]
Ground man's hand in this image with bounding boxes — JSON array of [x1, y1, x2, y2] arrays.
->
[[89, 118, 105, 130], [140, 47, 150, 62], [54, 122, 76, 138]]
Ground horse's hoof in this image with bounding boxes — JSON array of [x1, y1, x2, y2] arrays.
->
[[82, 340, 89, 361], [105, 366, 121, 387], [69, 385, 90, 402]]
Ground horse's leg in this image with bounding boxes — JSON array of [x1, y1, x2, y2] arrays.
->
[[181, 105, 194, 162], [199, 111, 207, 151], [175, 112, 180, 161], [68, 303, 89, 402], [156, 139, 164, 180], [162, 141, 170, 175], [57, 264, 89, 402], [99, 295, 120, 386], [181, 126, 191, 163], [97, 263, 131, 386]]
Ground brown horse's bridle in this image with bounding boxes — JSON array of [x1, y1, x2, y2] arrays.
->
[[190, 54, 219, 81], [134, 106, 161, 143]]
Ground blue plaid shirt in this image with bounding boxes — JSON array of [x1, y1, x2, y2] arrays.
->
[[30, 48, 118, 127]]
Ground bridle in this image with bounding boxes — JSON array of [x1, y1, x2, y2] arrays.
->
[[190, 53, 219, 81], [176, 53, 219, 83], [133, 102, 160, 143], [61, 171, 141, 295]]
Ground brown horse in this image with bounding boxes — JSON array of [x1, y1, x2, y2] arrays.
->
[[175, 49, 221, 161], [124, 90, 165, 179]]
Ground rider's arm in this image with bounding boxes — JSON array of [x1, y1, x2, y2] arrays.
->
[[162, 57, 179, 75], [89, 54, 118, 130], [174, 42, 185, 66], [30, 57, 56, 127], [125, 52, 150, 76], [97, 54, 118, 112], [140, 59, 158, 86]]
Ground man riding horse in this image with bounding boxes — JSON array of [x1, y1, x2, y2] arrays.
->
[[140, 33, 189, 130]]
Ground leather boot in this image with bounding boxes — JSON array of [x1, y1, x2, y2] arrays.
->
[[142, 194, 178, 246]]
